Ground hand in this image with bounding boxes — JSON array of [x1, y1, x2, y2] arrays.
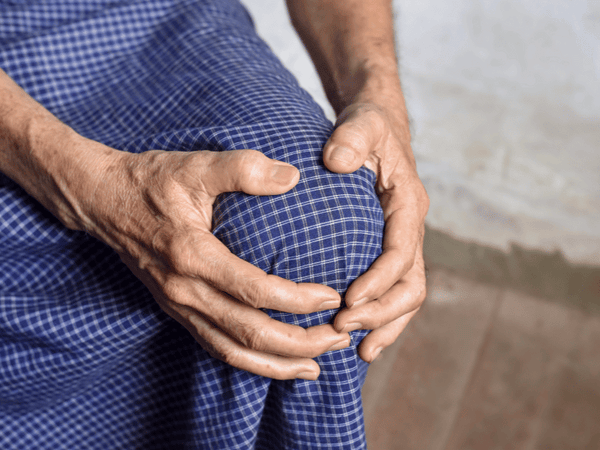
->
[[78, 145, 351, 379], [0, 69, 350, 379], [322, 102, 429, 363]]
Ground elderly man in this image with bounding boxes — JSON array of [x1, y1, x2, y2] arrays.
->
[[0, 0, 428, 448]]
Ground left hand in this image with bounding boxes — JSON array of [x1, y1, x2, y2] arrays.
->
[[322, 101, 429, 363]]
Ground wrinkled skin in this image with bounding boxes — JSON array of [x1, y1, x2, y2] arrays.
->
[[83, 99, 429, 376], [0, 0, 430, 379], [323, 102, 429, 363], [79, 147, 353, 380]]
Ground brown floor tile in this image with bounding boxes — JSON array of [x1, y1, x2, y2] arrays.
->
[[364, 268, 501, 450], [569, 313, 600, 378], [362, 326, 406, 421], [444, 330, 558, 450], [533, 366, 600, 450], [444, 290, 585, 450], [497, 290, 585, 355]]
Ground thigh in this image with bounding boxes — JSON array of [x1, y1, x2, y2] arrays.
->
[[0, 1, 384, 448]]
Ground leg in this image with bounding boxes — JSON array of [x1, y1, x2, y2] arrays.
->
[[0, 0, 384, 448]]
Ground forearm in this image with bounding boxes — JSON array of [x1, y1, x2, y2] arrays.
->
[[286, 0, 405, 117], [0, 69, 114, 230]]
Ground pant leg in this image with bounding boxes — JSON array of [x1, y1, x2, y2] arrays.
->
[[0, 1, 384, 448], [209, 115, 383, 450]]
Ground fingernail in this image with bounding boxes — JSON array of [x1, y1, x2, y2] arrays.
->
[[327, 337, 350, 352], [372, 347, 383, 362], [319, 300, 340, 310], [329, 146, 356, 164], [296, 370, 318, 380], [271, 163, 297, 184], [342, 322, 362, 333]]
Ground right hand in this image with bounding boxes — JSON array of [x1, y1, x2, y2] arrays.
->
[[73, 144, 350, 380]]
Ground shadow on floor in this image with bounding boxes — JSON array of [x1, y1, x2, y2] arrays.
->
[[423, 225, 600, 314]]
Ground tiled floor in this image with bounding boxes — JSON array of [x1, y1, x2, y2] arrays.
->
[[362, 267, 600, 450]]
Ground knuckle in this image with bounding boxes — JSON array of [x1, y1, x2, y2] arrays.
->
[[396, 257, 414, 278], [421, 183, 430, 204], [371, 314, 387, 330], [417, 183, 430, 215], [364, 106, 387, 131], [347, 104, 388, 140], [236, 149, 264, 172], [158, 236, 187, 272], [418, 287, 427, 304], [241, 276, 268, 309], [407, 282, 426, 308], [161, 276, 183, 303], [188, 150, 210, 168], [161, 174, 181, 195], [219, 347, 243, 368], [248, 327, 270, 352], [152, 175, 188, 208], [169, 245, 193, 274], [199, 338, 223, 361], [154, 233, 204, 276], [297, 330, 318, 357], [195, 326, 244, 368], [228, 150, 266, 192], [336, 122, 369, 151], [403, 182, 425, 208], [382, 334, 397, 350], [239, 325, 270, 352], [240, 149, 264, 163]]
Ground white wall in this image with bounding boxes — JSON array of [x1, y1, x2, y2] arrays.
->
[[242, 0, 600, 265]]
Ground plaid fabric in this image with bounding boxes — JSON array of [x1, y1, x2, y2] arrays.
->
[[0, 1, 385, 448]]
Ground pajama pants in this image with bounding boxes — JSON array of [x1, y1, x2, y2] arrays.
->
[[0, 0, 385, 448]]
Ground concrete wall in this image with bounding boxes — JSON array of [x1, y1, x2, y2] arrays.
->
[[242, 0, 600, 265]]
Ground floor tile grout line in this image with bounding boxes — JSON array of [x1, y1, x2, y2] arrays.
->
[[436, 285, 505, 450], [363, 268, 448, 430], [522, 357, 566, 450], [524, 305, 594, 450]]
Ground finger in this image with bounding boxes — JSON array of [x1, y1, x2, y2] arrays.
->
[[344, 213, 424, 308], [170, 231, 342, 314], [122, 250, 349, 361], [198, 150, 300, 196], [333, 269, 425, 333], [169, 303, 322, 380], [322, 106, 385, 174], [357, 308, 420, 363], [166, 275, 350, 359]]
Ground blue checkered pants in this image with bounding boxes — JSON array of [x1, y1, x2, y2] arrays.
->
[[0, 1, 385, 448]]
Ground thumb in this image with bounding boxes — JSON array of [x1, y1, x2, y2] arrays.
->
[[323, 107, 384, 174], [200, 149, 300, 197]]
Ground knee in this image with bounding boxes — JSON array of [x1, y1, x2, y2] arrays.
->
[[212, 142, 384, 325]]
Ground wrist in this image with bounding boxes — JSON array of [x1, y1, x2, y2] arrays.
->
[[42, 131, 119, 232], [326, 57, 400, 115], [0, 70, 120, 233], [341, 69, 411, 140], [11, 114, 117, 231]]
